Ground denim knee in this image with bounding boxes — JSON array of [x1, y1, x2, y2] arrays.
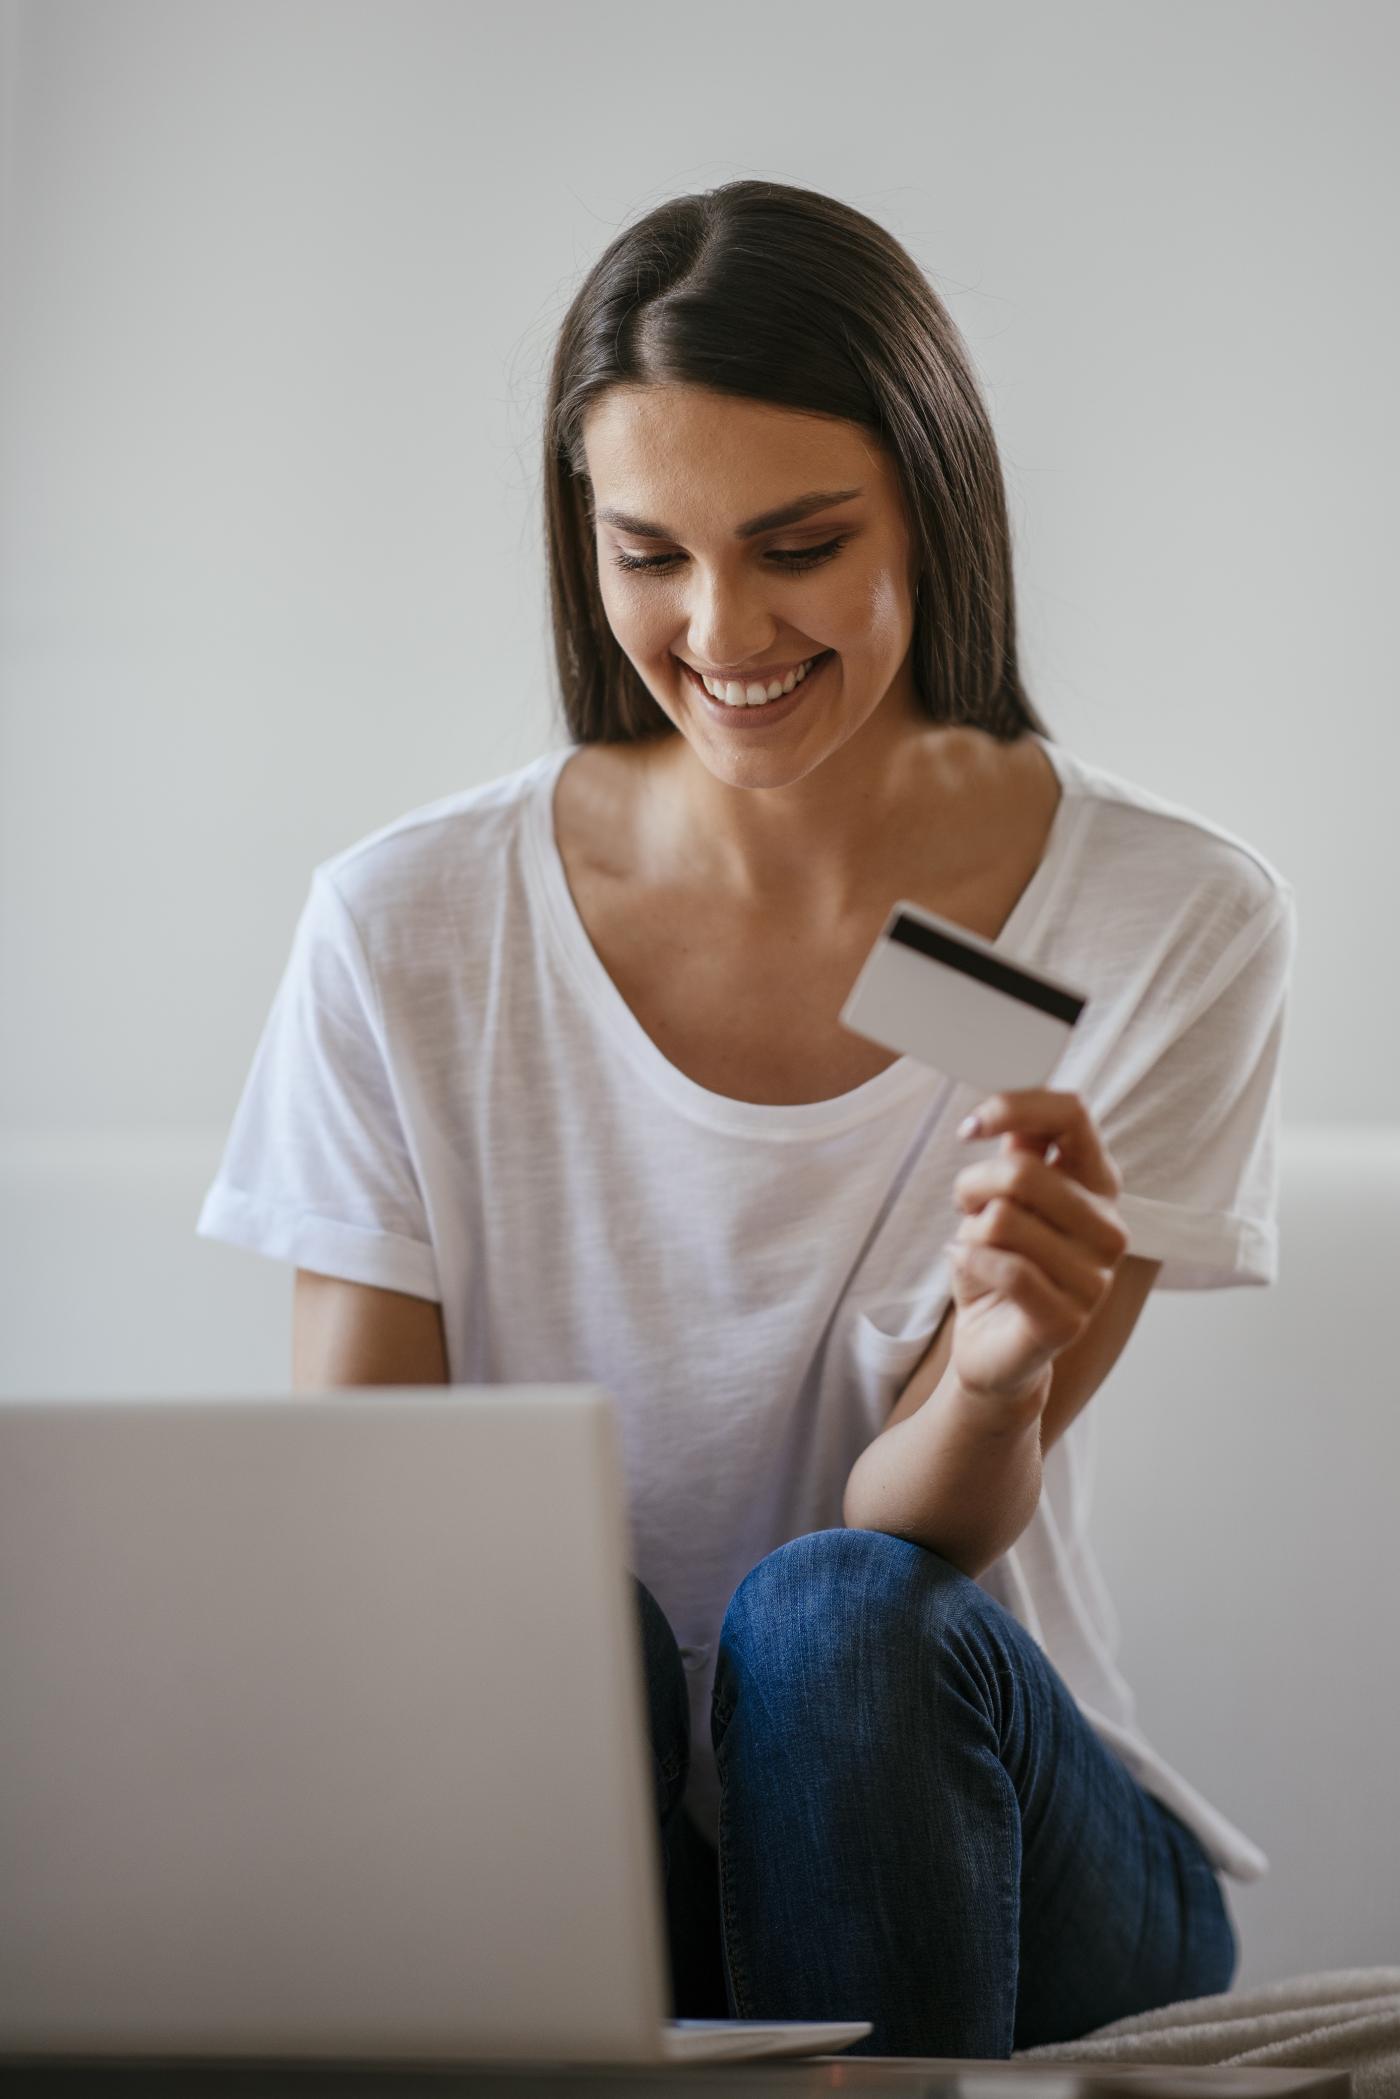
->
[[713, 1526, 996, 1738], [632, 1573, 690, 1821]]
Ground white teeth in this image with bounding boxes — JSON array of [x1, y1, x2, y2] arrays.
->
[[699, 655, 820, 706]]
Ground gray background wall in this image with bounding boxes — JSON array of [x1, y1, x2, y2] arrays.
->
[[2, 0, 1395, 1999]]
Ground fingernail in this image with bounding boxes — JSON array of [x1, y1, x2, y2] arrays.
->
[[957, 1113, 982, 1140]]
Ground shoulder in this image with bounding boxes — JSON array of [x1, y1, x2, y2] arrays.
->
[[1051, 738, 1293, 936], [307, 749, 567, 964]]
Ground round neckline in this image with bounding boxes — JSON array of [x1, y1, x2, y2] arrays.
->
[[523, 730, 1088, 1140]]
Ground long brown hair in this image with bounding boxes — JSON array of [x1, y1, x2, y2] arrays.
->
[[543, 179, 1051, 748]]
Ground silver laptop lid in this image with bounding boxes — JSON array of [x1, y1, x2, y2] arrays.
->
[[0, 1390, 671, 2062]]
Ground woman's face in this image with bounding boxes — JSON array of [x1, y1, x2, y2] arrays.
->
[[582, 384, 923, 782]]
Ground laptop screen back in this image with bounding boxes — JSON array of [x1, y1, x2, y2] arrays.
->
[[0, 1390, 671, 2062]]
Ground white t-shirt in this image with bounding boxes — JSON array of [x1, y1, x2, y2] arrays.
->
[[196, 731, 1296, 1883]]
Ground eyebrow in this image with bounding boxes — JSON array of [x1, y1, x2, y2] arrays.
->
[[593, 486, 865, 542]]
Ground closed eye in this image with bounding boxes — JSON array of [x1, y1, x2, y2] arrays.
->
[[611, 534, 852, 576]]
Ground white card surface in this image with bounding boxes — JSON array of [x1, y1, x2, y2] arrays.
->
[[839, 898, 1089, 1092]]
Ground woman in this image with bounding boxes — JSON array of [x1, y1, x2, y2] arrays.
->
[[198, 179, 1295, 2055]]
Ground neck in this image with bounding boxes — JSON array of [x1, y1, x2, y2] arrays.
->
[[635, 711, 984, 925]]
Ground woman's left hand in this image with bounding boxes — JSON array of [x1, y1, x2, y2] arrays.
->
[[945, 1088, 1130, 1417]]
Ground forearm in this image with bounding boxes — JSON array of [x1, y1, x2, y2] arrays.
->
[[841, 1365, 1048, 1580]]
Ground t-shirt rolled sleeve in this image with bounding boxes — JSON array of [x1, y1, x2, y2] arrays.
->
[[1112, 1190, 1279, 1293], [1095, 882, 1297, 1292], [195, 1182, 440, 1300], [195, 865, 442, 1302]]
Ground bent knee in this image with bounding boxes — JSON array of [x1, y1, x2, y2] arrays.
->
[[718, 1525, 994, 1678]]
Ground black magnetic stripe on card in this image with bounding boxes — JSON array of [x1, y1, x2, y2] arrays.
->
[[888, 912, 1086, 1025]]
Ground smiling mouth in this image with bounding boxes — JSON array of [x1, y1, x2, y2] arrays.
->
[[677, 651, 834, 707]]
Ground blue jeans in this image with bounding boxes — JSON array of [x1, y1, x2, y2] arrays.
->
[[635, 1525, 1238, 2057]]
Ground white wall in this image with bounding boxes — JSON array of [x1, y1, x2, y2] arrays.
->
[[3, 0, 1396, 1998]]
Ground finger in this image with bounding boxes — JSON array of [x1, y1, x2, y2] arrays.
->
[[957, 1197, 1111, 1311], [954, 1155, 1129, 1266], [960, 1089, 1122, 1199], [949, 1242, 1086, 1344]]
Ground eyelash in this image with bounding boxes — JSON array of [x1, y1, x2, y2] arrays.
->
[[610, 534, 852, 576]]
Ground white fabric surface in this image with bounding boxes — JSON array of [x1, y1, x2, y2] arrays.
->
[[1015, 1967, 1400, 2099], [196, 731, 1295, 1882]]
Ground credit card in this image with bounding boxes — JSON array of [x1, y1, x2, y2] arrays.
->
[[838, 899, 1089, 1092]]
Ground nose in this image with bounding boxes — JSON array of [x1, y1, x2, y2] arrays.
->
[[679, 568, 788, 677]]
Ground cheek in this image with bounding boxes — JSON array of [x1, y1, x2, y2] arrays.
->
[[860, 569, 906, 634], [600, 590, 675, 684], [596, 565, 627, 624], [600, 574, 666, 646], [816, 562, 901, 648]]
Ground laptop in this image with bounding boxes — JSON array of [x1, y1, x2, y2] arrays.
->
[[0, 1390, 872, 2065]]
